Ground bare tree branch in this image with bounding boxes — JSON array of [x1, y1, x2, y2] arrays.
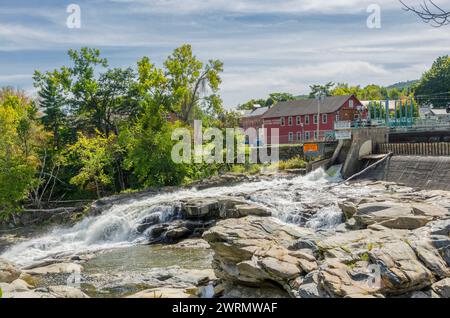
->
[[400, 0, 450, 27]]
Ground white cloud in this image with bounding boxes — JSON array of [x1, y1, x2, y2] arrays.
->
[[0, 74, 32, 82], [110, 0, 402, 15]]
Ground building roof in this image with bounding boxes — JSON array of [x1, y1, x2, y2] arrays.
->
[[262, 95, 355, 118], [430, 108, 450, 116], [242, 106, 270, 118]]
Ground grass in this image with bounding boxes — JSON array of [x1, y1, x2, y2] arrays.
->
[[230, 164, 261, 175], [266, 157, 307, 172]]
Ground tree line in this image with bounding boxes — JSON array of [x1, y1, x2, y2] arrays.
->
[[238, 55, 450, 110], [0, 45, 240, 218]]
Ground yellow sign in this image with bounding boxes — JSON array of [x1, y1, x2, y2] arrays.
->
[[304, 144, 319, 153]]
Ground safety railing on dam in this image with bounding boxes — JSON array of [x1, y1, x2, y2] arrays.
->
[[377, 142, 450, 156]]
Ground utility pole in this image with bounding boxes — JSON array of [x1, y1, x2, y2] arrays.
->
[[316, 92, 325, 141]]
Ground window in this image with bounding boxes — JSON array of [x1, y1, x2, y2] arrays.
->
[[336, 113, 340, 121], [313, 115, 318, 124], [322, 114, 328, 124], [280, 117, 285, 126], [354, 114, 360, 120], [305, 115, 310, 125], [314, 131, 318, 140], [288, 116, 293, 126], [288, 132, 293, 142], [349, 100, 354, 109], [297, 132, 302, 141], [296, 116, 301, 125], [305, 131, 311, 140]]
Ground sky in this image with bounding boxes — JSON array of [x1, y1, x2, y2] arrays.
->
[[0, 0, 449, 108]]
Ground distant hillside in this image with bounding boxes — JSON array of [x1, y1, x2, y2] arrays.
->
[[387, 80, 418, 91]]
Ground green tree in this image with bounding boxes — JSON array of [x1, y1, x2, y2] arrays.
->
[[237, 92, 295, 110], [415, 55, 450, 108], [33, 70, 70, 150], [64, 48, 140, 136], [164, 44, 224, 122], [0, 90, 46, 215], [309, 82, 334, 98], [66, 132, 120, 198], [121, 99, 187, 187], [266, 92, 295, 106], [237, 98, 266, 111]]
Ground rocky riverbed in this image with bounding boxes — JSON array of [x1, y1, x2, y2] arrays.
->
[[1, 171, 450, 298]]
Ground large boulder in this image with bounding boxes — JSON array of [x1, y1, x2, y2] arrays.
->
[[182, 198, 220, 219], [203, 216, 319, 296], [431, 278, 450, 298], [24, 263, 83, 276], [352, 201, 449, 230], [0, 258, 21, 283], [205, 214, 450, 298]]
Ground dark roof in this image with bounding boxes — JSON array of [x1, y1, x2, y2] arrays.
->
[[262, 95, 355, 118], [242, 106, 270, 118]]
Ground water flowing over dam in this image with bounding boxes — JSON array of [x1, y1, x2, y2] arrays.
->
[[1, 168, 377, 267]]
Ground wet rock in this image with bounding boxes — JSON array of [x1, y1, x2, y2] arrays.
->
[[25, 263, 83, 276], [183, 198, 220, 219], [368, 241, 434, 294], [181, 196, 272, 220], [354, 202, 433, 230], [0, 285, 88, 298], [0, 278, 32, 294], [338, 201, 358, 220], [165, 227, 191, 240], [431, 278, 450, 298], [377, 216, 431, 230], [411, 203, 450, 219], [171, 238, 210, 249], [136, 214, 161, 233], [293, 271, 329, 298], [0, 258, 21, 283], [149, 224, 169, 238], [234, 204, 271, 217], [127, 287, 197, 298], [47, 285, 89, 298]]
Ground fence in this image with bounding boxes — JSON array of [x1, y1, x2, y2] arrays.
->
[[377, 142, 450, 156]]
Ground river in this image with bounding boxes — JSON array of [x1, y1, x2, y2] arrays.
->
[[1, 167, 386, 297], [1, 167, 377, 267]]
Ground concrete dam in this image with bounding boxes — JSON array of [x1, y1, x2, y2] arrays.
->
[[334, 127, 450, 191]]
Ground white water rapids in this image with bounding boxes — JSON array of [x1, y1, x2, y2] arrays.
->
[[1, 167, 376, 267]]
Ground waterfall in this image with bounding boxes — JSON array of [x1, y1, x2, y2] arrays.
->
[[1, 167, 375, 267]]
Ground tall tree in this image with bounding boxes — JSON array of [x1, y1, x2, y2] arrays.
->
[[309, 82, 334, 98], [415, 55, 450, 108], [33, 70, 70, 150], [0, 90, 46, 214], [164, 45, 224, 122]]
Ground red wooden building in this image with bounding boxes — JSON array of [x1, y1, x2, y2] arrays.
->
[[261, 95, 365, 145]]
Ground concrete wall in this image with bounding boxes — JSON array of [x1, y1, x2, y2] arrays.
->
[[341, 127, 389, 179], [360, 156, 450, 191]]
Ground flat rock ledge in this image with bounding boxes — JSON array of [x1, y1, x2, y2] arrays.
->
[[203, 215, 450, 298]]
